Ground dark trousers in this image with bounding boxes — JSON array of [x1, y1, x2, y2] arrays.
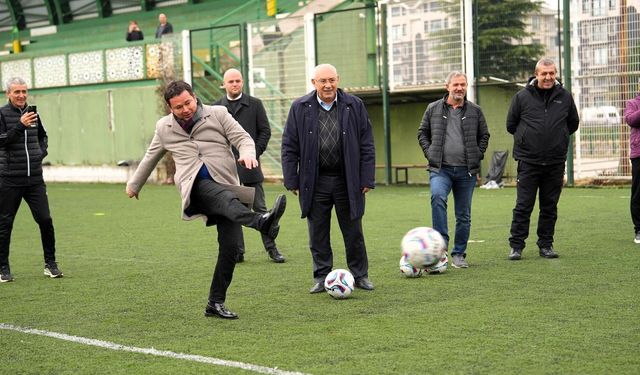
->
[[189, 179, 262, 304], [509, 161, 565, 250], [307, 174, 368, 281], [631, 158, 640, 233], [0, 183, 56, 266], [238, 182, 276, 255]]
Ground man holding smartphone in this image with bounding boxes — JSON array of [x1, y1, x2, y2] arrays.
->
[[0, 77, 62, 282]]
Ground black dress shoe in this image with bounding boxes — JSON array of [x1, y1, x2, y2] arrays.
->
[[204, 303, 238, 319], [261, 194, 286, 239], [309, 282, 325, 294], [355, 277, 375, 290], [236, 253, 244, 263], [267, 248, 285, 263], [508, 248, 522, 260], [539, 247, 559, 258]]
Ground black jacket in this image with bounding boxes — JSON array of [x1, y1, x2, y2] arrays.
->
[[0, 101, 48, 185], [213, 94, 271, 184], [506, 77, 579, 165], [126, 30, 144, 41], [417, 94, 490, 174]]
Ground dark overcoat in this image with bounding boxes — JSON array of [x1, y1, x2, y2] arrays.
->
[[214, 94, 271, 184], [281, 89, 375, 220]]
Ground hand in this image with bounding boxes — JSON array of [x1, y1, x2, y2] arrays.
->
[[238, 157, 258, 169], [362, 187, 371, 194], [290, 189, 298, 196], [126, 186, 139, 200], [20, 112, 37, 128]]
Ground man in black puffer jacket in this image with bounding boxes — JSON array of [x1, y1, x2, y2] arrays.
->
[[418, 71, 490, 269], [0, 77, 62, 282], [506, 58, 579, 261]]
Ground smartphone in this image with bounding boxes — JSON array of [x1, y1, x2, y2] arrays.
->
[[27, 106, 38, 127]]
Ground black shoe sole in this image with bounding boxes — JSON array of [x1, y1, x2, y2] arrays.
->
[[267, 195, 286, 239]]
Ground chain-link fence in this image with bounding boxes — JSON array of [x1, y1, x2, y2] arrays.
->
[[247, 16, 308, 178], [184, 0, 639, 182], [387, 0, 463, 91]]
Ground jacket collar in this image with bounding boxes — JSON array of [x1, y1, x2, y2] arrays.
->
[[441, 93, 467, 111], [300, 88, 354, 107], [218, 93, 249, 108], [6, 100, 27, 113]]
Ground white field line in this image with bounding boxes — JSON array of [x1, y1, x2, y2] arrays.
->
[[0, 323, 310, 375]]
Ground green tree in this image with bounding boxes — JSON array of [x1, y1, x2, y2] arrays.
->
[[475, 0, 544, 81]]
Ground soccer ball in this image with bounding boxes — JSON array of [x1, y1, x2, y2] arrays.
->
[[399, 255, 423, 277], [401, 227, 446, 269], [425, 252, 449, 274], [324, 269, 355, 299]]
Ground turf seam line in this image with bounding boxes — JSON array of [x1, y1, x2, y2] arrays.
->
[[0, 323, 310, 375]]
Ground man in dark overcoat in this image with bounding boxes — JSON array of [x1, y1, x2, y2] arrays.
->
[[281, 64, 376, 293]]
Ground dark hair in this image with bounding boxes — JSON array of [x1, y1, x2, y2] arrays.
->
[[164, 81, 194, 104]]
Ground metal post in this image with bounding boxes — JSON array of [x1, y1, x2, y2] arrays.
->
[[182, 29, 192, 85], [246, 23, 255, 96], [379, 3, 391, 185], [463, 0, 475, 103], [303, 13, 316, 92], [562, 0, 573, 185]]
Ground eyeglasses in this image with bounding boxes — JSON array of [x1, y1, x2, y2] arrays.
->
[[316, 78, 337, 85]]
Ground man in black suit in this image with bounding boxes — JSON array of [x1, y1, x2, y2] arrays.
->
[[214, 69, 285, 263]]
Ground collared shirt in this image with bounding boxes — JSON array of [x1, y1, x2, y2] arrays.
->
[[317, 95, 337, 111]]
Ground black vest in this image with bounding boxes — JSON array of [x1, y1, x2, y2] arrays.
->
[[0, 102, 46, 185]]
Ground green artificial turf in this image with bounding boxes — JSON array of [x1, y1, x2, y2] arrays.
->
[[0, 183, 637, 374]]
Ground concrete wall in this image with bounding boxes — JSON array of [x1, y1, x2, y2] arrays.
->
[[31, 82, 160, 166]]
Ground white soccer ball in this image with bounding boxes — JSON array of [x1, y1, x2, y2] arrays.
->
[[425, 252, 449, 274], [324, 269, 355, 299], [399, 255, 423, 277], [401, 227, 446, 269]]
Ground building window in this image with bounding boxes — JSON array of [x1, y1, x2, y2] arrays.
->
[[592, 0, 605, 16], [431, 19, 443, 32], [609, 0, 617, 10], [582, 0, 589, 13], [594, 47, 607, 66], [391, 6, 406, 17], [532, 16, 540, 30], [592, 22, 607, 42], [391, 24, 407, 41], [424, 21, 429, 33]]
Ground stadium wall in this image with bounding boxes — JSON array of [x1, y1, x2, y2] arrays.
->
[[30, 82, 160, 166]]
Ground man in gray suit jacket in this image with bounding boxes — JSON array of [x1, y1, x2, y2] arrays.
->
[[126, 81, 286, 319], [214, 69, 285, 264]]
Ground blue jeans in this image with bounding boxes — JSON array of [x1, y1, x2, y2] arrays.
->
[[429, 166, 476, 256]]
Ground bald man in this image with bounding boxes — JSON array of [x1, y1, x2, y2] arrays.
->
[[155, 13, 173, 38], [214, 69, 285, 264], [281, 64, 376, 293]]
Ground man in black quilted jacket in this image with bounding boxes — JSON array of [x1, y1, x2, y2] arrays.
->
[[506, 58, 579, 261], [418, 71, 490, 269], [0, 77, 62, 282]]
